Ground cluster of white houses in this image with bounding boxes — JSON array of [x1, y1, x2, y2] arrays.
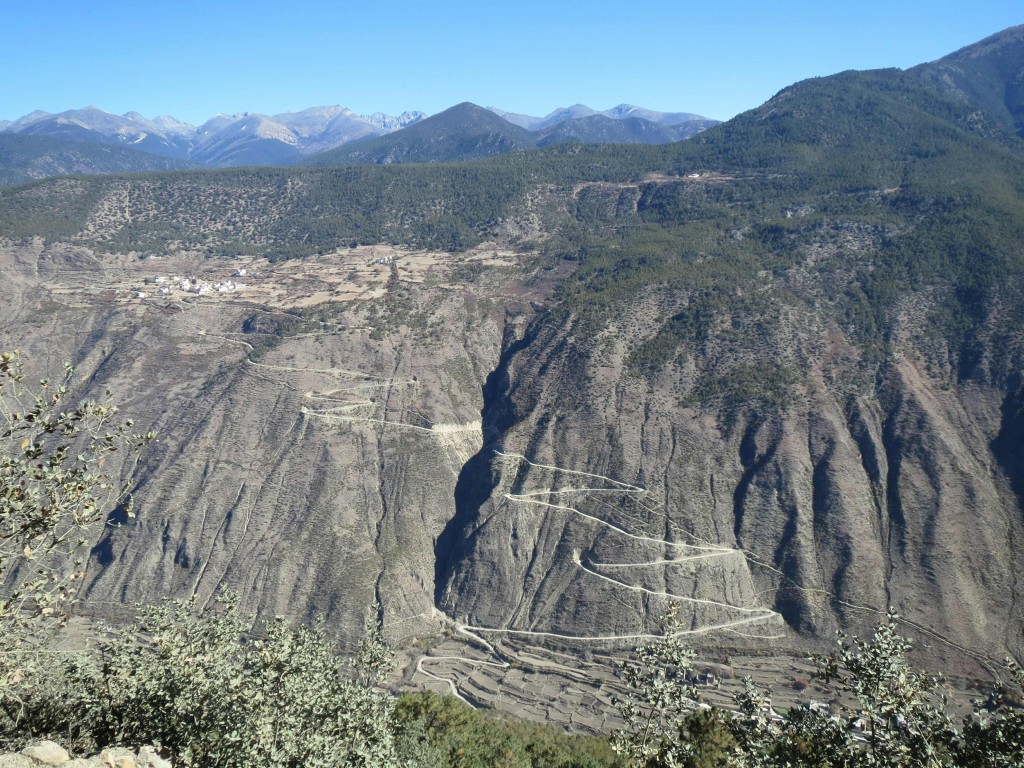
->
[[134, 274, 244, 299]]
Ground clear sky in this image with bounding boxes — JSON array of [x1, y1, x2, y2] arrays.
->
[[3, 1, 1020, 125]]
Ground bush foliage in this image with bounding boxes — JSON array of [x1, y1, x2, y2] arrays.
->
[[0, 350, 150, 702], [613, 608, 1024, 767], [1, 595, 400, 768]]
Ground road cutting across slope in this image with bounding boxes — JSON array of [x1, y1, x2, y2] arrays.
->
[[415, 653, 510, 707], [575, 552, 777, 617], [491, 452, 780, 636], [414, 452, 786, 700], [456, 613, 782, 642]]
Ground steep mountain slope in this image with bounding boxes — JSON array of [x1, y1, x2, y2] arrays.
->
[[912, 25, 1024, 138], [535, 115, 713, 146], [433, 68, 1024, 665], [0, 239, 535, 649], [1, 32, 1023, 684]]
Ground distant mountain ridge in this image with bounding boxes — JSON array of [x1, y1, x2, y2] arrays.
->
[[0, 106, 428, 168], [488, 103, 709, 130], [305, 103, 536, 165], [0, 101, 714, 176], [305, 103, 717, 166], [535, 113, 716, 147]]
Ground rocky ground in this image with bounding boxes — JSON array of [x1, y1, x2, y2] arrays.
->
[[0, 742, 169, 768]]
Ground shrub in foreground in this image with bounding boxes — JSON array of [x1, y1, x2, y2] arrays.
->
[[2, 595, 399, 768], [0, 350, 150, 702], [614, 608, 1024, 767]]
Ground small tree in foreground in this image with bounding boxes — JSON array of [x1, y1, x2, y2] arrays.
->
[[99, 595, 399, 768], [611, 603, 738, 767], [0, 350, 150, 703], [815, 610, 953, 767], [956, 657, 1024, 768]]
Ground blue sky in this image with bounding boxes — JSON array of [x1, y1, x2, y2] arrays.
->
[[3, 1, 1020, 125]]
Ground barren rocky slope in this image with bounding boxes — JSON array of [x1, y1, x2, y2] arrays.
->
[[0, 238, 550, 648], [436, 264, 1024, 665]]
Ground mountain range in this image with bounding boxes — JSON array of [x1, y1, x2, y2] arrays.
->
[[1, 24, 1023, 714], [489, 103, 708, 130], [0, 103, 716, 183], [0, 105, 426, 167], [304, 103, 716, 166]]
